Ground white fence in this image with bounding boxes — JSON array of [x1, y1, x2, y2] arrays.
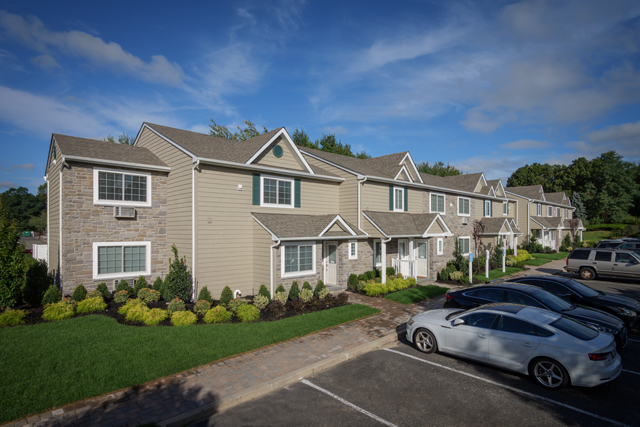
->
[[392, 258, 416, 278], [33, 244, 47, 262]]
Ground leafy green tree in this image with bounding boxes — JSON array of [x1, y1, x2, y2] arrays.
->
[[570, 192, 587, 220], [209, 119, 268, 141], [0, 187, 45, 231], [104, 133, 135, 145], [36, 183, 47, 205], [292, 128, 370, 158], [292, 128, 318, 149], [28, 210, 46, 236], [0, 199, 27, 307], [416, 161, 461, 177]]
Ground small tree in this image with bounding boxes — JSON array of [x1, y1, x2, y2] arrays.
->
[[472, 220, 485, 256], [569, 219, 580, 243], [0, 199, 27, 307], [164, 245, 193, 301]]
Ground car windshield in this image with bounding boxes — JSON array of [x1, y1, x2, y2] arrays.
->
[[550, 317, 598, 340], [562, 279, 600, 297], [533, 290, 573, 311]]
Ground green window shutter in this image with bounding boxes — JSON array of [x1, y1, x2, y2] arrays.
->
[[252, 174, 260, 205], [294, 179, 301, 208], [389, 186, 393, 211], [404, 188, 408, 211], [483, 200, 486, 217]]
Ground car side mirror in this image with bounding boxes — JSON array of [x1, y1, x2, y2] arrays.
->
[[453, 318, 465, 326]]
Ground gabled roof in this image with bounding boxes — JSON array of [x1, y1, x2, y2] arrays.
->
[[480, 218, 512, 235], [419, 172, 486, 193], [506, 185, 545, 200], [530, 216, 564, 230], [509, 219, 523, 235], [546, 192, 571, 206], [363, 211, 452, 237], [47, 134, 169, 174], [301, 147, 411, 180], [252, 213, 365, 241]]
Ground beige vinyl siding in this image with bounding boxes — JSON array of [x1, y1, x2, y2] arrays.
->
[[136, 128, 193, 268], [47, 144, 61, 278], [195, 164, 340, 298], [400, 158, 420, 182], [472, 198, 485, 221], [396, 169, 410, 181], [427, 220, 444, 235], [254, 136, 306, 171], [499, 223, 509, 234], [407, 188, 422, 213], [326, 222, 347, 234], [362, 181, 421, 213], [507, 200, 517, 219], [362, 216, 384, 238], [253, 221, 273, 292]]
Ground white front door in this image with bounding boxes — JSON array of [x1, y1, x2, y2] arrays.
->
[[397, 239, 409, 276], [416, 240, 429, 277], [325, 242, 338, 286]]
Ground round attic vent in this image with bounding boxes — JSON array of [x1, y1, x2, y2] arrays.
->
[[273, 145, 283, 158]]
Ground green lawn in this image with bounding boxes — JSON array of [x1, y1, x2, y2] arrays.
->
[[583, 230, 611, 243], [385, 285, 449, 305], [473, 267, 522, 282], [524, 258, 552, 266], [0, 304, 379, 424], [530, 252, 569, 260]]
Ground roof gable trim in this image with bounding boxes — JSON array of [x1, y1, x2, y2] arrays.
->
[[319, 215, 357, 237], [399, 152, 423, 184], [136, 123, 198, 161], [246, 129, 314, 174], [394, 165, 414, 183], [422, 214, 454, 237]]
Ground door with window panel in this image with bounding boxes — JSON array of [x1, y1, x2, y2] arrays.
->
[[325, 242, 338, 286], [416, 240, 429, 277]]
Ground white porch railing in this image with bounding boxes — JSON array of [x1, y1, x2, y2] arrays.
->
[[392, 258, 416, 278]]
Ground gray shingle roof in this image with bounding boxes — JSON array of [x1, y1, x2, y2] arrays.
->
[[420, 172, 485, 193], [545, 192, 571, 206], [53, 134, 168, 167], [480, 218, 510, 235], [301, 147, 409, 179], [252, 213, 364, 239], [530, 216, 563, 229], [363, 211, 446, 236], [506, 185, 544, 200], [509, 219, 523, 235]]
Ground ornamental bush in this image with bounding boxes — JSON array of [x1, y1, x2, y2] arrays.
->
[[318, 288, 329, 299], [116, 280, 132, 295], [290, 297, 306, 313], [167, 298, 186, 315], [324, 293, 337, 306], [76, 296, 107, 313], [236, 304, 260, 322], [336, 293, 349, 306], [274, 290, 288, 305], [22, 258, 52, 306], [141, 289, 161, 303], [143, 308, 168, 326], [275, 284, 286, 294], [220, 286, 233, 306], [42, 285, 61, 305], [253, 294, 269, 310], [314, 280, 326, 296], [0, 200, 27, 307], [227, 299, 245, 313], [299, 288, 314, 303], [363, 282, 388, 296], [258, 284, 271, 301], [87, 290, 102, 299], [302, 281, 312, 292], [113, 290, 130, 304], [133, 276, 149, 295], [164, 245, 193, 301], [365, 270, 376, 280], [197, 287, 213, 304], [348, 274, 358, 290], [194, 299, 211, 315], [386, 267, 396, 277], [203, 305, 232, 324], [71, 284, 87, 302], [96, 282, 110, 300], [449, 271, 463, 282], [171, 310, 197, 326], [118, 298, 147, 316], [42, 300, 75, 321], [288, 281, 300, 300], [0, 308, 27, 326], [265, 300, 286, 318], [152, 277, 165, 295]]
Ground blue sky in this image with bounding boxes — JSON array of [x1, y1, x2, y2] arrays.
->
[[1, 0, 640, 194]]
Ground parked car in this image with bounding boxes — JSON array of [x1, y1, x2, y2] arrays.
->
[[406, 303, 621, 389], [594, 239, 625, 249], [595, 240, 640, 253], [502, 275, 640, 328], [445, 283, 628, 348], [565, 248, 640, 280]]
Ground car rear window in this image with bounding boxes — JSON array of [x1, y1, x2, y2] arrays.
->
[[550, 317, 598, 340], [616, 252, 638, 263], [595, 251, 612, 262], [569, 250, 590, 260]]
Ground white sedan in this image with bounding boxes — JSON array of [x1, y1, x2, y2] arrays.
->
[[406, 303, 622, 389]]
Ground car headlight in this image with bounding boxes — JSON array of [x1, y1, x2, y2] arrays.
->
[[408, 319, 415, 327], [587, 323, 615, 334], [615, 307, 636, 317]]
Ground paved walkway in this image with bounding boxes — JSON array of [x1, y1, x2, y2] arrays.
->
[[5, 260, 564, 427]]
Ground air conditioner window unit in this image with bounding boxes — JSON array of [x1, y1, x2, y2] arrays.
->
[[114, 206, 136, 218], [462, 217, 469, 224]]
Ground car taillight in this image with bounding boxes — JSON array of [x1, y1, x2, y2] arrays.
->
[[588, 352, 610, 361], [566, 258, 569, 266], [445, 293, 453, 300]]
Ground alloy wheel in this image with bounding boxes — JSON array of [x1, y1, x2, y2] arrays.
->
[[416, 331, 433, 352], [534, 361, 564, 388]]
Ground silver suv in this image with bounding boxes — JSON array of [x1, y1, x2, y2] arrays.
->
[[565, 248, 640, 280]]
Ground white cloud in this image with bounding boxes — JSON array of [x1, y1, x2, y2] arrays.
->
[[565, 119, 640, 159], [500, 139, 550, 150], [0, 181, 18, 189], [322, 125, 347, 135], [14, 163, 36, 171], [454, 156, 527, 180], [0, 11, 183, 85], [30, 54, 59, 70]]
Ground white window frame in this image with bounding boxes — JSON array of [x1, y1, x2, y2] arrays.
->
[[556, 207, 560, 217], [548, 206, 553, 217], [437, 238, 444, 255], [393, 186, 404, 212], [457, 197, 470, 217], [398, 239, 409, 260], [503, 201, 508, 215], [281, 241, 316, 278], [565, 209, 569, 219], [93, 168, 152, 207], [349, 240, 358, 260], [537, 203, 542, 216], [261, 175, 295, 209], [374, 239, 382, 267], [92, 241, 151, 280], [485, 200, 491, 218], [458, 236, 471, 256], [430, 192, 446, 214]]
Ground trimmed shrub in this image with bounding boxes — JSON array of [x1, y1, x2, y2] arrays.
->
[[506, 257, 518, 267], [258, 284, 271, 301], [168, 298, 186, 315], [139, 288, 161, 303], [314, 280, 326, 296], [22, 258, 52, 306], [116, 279, 132, 295], [220, 286, 233, 306], [133, 276, 149, 295], [204, 305, 232, 324], [118, 298, 147, 316], [274, 290, 288, 305], [265, 300, 286, 318], [164, 245, 193, 301], [0, 308, 27, 326], [237, 304, 260, 322], [76, 296, 107, 313], [227, 299, 245, 313], [152, 277, 165, 295], [348, 274, 358, 290], [72, 284, 87, 302], [197, 287, 213, 304], [113, 290, 130, 304], [194, 299, 211, 315], [358, 273, 367, 281], [386, 267, 395, 277], [96, 282, 110, 300], [324, 293, 337, 306], [302, 282, 313, 292], [318, 288, 330, 299], [171, 310, 197, 326], [290, 297, 306, 313], [253, 294, 269, 310], [449, 271, 463, 282], [365, 270, 376, 280], [42, 285, 61, 305], [363, 282, 388, 296], [275, 284, 286, 294], [299, 288, 314, 303], [143, 308, 168, 326], [42, 301, 75, 321], [87, 290, 102, 299], [336, 293, 349, 306], [288, 281, 300, 300]]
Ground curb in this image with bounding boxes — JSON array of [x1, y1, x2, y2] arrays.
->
[[158, 327, 406, 427]]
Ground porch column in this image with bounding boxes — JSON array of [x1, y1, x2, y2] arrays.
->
[[381, 240, 387, 284], [409, 238, 415, 278], [514, 237, 518, 256]]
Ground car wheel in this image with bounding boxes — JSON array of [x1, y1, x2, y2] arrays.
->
[[530, 358, 570, 390], [414, 328, 437, 354], [579, 267, 596, 280]]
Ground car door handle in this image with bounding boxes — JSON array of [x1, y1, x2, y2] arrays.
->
[[522, 343, 533, 347], [592, 262, 597, 264], [613, 264, 618, 266], [441, 325, 451, 329], [477, 334, 486, 339]]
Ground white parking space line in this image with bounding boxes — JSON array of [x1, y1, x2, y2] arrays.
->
[[384, 349, 631, 427], [623, 369, 640, 376], [301, 379, 398, 427]]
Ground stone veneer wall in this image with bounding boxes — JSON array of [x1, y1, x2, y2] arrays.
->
[[274, 242, 323, 291], [337, 240, 375, 287], [60, 162, 170, 295]]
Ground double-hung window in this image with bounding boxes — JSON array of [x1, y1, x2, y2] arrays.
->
[[548, 206, 553, 217], [93, 169, 151, 207], [485, 200, 491, 217], [261, 176, 293, 208], [565, 209, 569, 219], [537, 203, 542, 216], [458, 197, 470, 216], [93, 241, 150, 279], [394, 187, 404, 212], [430, 193, 445, 214], [282, 242, 315, 277], [349, 240, 358, 260], [503, 201, 508, 215], [556, 207, 560, 217], [458, 237, 470, 255]]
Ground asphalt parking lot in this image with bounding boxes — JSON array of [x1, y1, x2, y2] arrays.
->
[[194, 278, 640, 427]]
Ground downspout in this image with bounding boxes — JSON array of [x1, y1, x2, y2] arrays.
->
[[381, 236, 392, 284], [270, 239, 281, 298], [527, 202, 530, 244], [192, 159, 200, 301], [357, 175, 367, 233], [45, 175, 49, 268]]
